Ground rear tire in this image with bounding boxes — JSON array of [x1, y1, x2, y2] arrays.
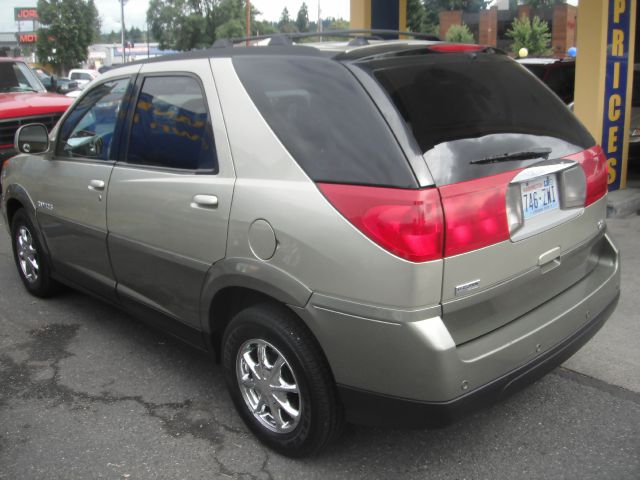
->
[[10, 209, 58, 297], [222, 303, 344, 457]]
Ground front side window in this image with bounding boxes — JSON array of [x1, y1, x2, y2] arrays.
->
[[126, 76, 217, 172], [57, 78, 129, 160]]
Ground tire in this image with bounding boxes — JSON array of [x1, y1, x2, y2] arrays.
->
[[10, 209, 58, 297], [222, 303, 344, 457]]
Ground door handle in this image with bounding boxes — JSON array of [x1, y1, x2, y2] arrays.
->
[[191, 194, 218, 209], [88, 179, 105, 191]]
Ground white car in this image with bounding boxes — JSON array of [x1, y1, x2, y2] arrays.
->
[[68, 69, 99, 89]]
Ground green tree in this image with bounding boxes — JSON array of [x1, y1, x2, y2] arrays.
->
[[217, 18, 245, 39], [147, 0, 259, 49], [521, 0, 565, 7], [87, 0, 101, 43], [506, 15, 552, 56], [278, 7, 291, 29], [407, 0, 426, 32], [328, 18, 349, 32], [437, 0, 490, 12], [255, 20, 277, 36], [36, 0, 98, 74], [147, 0, 210, 50], [296, 2, 309, 33], [423, 0, 442, 35], [445, 23, 475, 43]]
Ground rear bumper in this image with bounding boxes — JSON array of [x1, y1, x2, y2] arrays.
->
[[337, 291, 619, 428], [297, 231, 620, 427]]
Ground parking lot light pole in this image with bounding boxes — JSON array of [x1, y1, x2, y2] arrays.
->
[[246, 0, 250, 46], [120, 0, 126, 62]]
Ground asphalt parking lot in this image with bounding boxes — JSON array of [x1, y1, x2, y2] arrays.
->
[[1, 214, 639, 479]]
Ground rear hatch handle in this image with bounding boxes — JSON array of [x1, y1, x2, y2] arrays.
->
[[538, 246, 562, 273]]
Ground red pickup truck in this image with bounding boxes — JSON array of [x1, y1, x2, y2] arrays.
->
[[0, 58, 73, 162]]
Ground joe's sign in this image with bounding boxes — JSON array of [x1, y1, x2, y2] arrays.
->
[[14, 7, 39, 21]]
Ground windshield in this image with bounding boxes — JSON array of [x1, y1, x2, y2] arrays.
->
[[0, 61, 45, 93]]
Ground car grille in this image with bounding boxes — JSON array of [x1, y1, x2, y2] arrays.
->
[[0, 113, 63, 147]]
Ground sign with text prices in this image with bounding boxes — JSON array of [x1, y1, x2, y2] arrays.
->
[[602, 0, 632, 191]]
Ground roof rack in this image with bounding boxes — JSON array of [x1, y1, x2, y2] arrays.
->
[[212, 29, 440, 48]]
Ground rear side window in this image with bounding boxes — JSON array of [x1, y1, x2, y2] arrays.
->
[[127, 75, 217, 171], [233, 56, 417, 188]]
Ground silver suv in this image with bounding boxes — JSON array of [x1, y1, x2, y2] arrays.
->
[[1, 38, 620, 457]]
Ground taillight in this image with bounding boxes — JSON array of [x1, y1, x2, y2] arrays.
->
[[563, 146, 607, 207], [317, 183, 444, 262], [427, 44, 485, 53], [439, 170, 519, 257]]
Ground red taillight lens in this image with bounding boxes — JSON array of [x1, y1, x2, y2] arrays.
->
[[563, 146, 608, 207], [427, 44, 485, 53], [439, 170, 519, 257], [317, 183, 444, 262]]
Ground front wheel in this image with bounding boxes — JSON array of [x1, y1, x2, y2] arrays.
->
[[222, 303, 344, 457], [11, 209, 58, 297]]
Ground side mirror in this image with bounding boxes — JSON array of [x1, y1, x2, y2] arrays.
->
[[15, 124, 49, 154]]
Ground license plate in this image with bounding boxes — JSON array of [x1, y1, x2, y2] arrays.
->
[[521, 175, 559, 219]]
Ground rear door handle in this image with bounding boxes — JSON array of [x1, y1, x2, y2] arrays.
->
[[88, 179, 105, 191], [191, 194, 218, 209]]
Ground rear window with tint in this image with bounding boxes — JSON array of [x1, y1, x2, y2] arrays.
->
[[371, 56, 592, 154], [363, 55, 595, 184], [233, 56, 417, 188]]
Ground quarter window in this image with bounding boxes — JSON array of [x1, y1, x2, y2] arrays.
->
[[57, 78, 129, 160], [126, 76, 217, 172]]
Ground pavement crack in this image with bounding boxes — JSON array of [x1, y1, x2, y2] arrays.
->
[[555, 367, 640, 405], [0, 323, 227, 450]]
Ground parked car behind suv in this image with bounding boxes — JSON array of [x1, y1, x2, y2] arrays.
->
[[517, 57, 575, 105], [33, 68, 79, 95], [1, 39, 620, 457], [68, 68, 99, 89], [0, 58, 73, 162]]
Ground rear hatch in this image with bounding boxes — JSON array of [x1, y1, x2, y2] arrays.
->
[[353, 49, 608, 344]]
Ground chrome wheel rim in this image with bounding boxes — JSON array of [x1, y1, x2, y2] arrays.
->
[[16, 226, 39, 284], [236, 338, 302, 434]]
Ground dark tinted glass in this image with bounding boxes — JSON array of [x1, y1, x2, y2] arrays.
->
[[57, 78, 129, 160], [233, 56, 417, 188], [522, 63, 546, 80], [365, 55, 594, 185], [632, 71, 640, 107], [372, 56, 592, 154], [543, 63, 575, 104], [127, 76, 217, 171]]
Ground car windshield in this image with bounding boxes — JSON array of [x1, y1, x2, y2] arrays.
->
[[0, 61, 45, 93]]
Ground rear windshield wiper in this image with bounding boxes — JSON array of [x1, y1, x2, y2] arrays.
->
[[470, 147, 552, 165]]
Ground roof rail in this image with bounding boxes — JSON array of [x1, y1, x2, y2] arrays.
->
[[211, 29, 440, 47]]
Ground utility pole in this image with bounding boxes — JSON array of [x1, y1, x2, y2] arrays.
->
[[120, 0, 126, 63], [317, 0, 322, 41], [246, 0, 250, 46]]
